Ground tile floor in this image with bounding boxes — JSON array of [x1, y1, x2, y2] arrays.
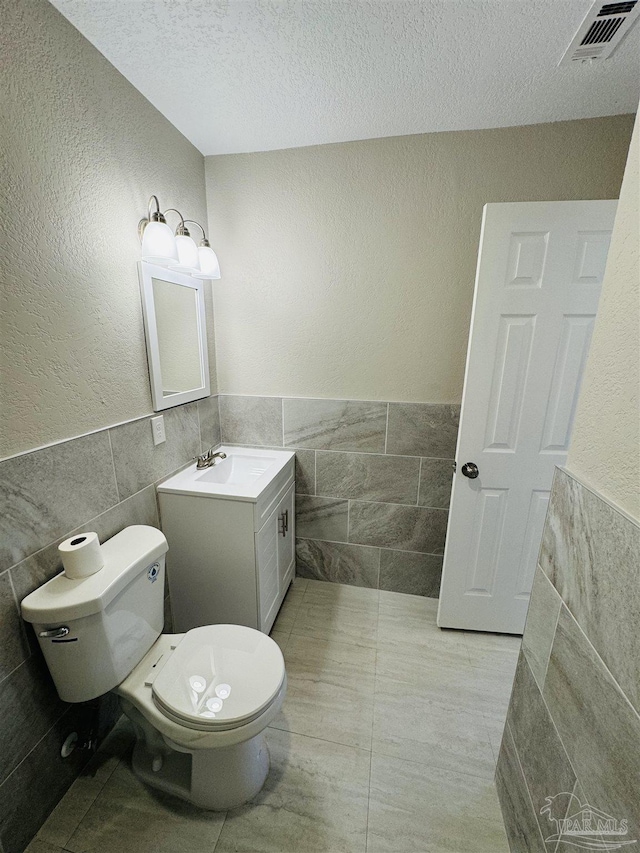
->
[[26, 578, 520, 853]]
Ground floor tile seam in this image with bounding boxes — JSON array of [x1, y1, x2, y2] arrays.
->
[[364, 742, 374, 853], [287, 628, 378, 650], [370, 679, 500, 724], [368, 742, 497, 784], [286, 626, 380, 651], [299, 581, 380, 607], [284, 666, 377, 689], [37, 768, 110, 850], [266, 724, 373, 754], [466, 660, 519, 678], [211, 810, 229, 853], [481, 711, 503, 763]]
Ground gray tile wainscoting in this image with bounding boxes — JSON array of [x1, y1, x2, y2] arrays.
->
[[0, 394, 221, 853], [218, 394, 460, 597], [219, 395, 283, 447], [282, 398, 387, 452], [496, 467, 640, 851]]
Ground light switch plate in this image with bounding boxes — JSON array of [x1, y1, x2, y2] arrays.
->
[[151, 415, 166, 445]]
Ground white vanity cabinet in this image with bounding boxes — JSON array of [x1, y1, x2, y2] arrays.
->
[[157, 448, 296, 635]]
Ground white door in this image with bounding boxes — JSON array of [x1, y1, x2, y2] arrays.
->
[[438, 200, 617, 634]]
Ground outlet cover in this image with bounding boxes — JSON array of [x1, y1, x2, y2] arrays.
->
[[151, 415, 166, 446]]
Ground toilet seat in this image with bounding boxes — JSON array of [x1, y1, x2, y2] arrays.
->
[[151, 625, 285, 733]]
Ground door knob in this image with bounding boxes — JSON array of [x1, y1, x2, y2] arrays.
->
[[461, 462, 479, 479]]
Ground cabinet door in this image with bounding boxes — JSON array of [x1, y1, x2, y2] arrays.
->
[[256, 508, 279, 632], [277, 485, 295, 590]]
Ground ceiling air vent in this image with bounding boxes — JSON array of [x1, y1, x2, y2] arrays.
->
[[559, 0, 640, 64]]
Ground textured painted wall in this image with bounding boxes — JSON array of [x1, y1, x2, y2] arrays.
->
[[0, 0, 216, 459], [205, 115, 634, 404], [568, 114, 639, 519]]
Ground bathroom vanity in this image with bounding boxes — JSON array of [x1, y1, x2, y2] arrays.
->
[[157, 447, 296, 634]]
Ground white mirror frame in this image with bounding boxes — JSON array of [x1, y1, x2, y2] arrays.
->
[[138, 261, 211, 412]]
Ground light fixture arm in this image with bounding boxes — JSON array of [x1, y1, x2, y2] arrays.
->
[[147, 195, 164, 223], [183, 219, 211, 247], [163, 207, 192, 237], [138, 194, 170, 241]]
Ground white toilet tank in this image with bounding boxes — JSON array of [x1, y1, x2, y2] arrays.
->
[[21, 525, 169, 703]]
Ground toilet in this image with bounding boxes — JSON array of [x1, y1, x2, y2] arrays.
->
[[21, 525, 287, 811]]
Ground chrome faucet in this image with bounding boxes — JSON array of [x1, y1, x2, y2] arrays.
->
[[195, 448, 227, 469]]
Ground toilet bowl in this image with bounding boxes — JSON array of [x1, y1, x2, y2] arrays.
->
[[20, 525, 286, 811], [116, 625, 286, 809]]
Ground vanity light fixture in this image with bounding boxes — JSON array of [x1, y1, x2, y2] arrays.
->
[[138, 196, 222, 280], [184, 220, 222, 280], [138, 195, 179, 266], [165, 209, 201, 275]]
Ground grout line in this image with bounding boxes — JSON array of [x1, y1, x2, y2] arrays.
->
[[518, 653, 584, 794], [504, 720, 554, 850], [0, 400, 205, 464], [5, 480, 163, 578], [107, 429, 121, 503], [313, 450, 317, 495], [0, 649, 31, 688], [0, 704, 72, 791], [6, 569, 31, 657], [365, 743, 374, 853], [539, 587, 562, 690], [383, 403, 389, 454], [281, 398, 285, 447], [416, 456, 423, 506], [556, 604, 640, 725], [190, 441, 453, 463], [1, 397, 457, 464], [293, 493, 448, 511], [294, 535, 444, 558], [307, 448, 453, 461], [39, 754, 111, 850], [196, 400, 203, 452], [313, 496, 449, 510], [266, 723, 374, 754], [212, 811, 229, 853]]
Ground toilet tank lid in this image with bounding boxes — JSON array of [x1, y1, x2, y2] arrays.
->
[[21, 525, 168, 624]]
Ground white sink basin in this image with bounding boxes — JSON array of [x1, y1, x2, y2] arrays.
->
[[157, 446, 295, 502], [197, 454, 277, 486]]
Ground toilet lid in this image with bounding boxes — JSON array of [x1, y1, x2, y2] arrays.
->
[[152, 625, 285, 731]]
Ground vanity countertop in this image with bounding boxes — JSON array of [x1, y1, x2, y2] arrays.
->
[[157, 445, 295, 502]]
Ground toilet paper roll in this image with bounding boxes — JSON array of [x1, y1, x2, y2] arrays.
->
[[59, 532, 104, 579]]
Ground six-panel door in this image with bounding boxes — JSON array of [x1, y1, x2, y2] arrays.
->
[[438, 200, 617, 634]]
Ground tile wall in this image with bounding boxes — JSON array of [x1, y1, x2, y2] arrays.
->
[[218, 395, 460, 597], [0, 397, 221, 853], [496, 467, 640, 851]]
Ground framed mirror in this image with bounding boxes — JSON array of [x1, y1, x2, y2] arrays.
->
[[138, 262, 211, 411]]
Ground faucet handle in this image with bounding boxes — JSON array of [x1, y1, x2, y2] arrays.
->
[[194, 449, 211, 469]]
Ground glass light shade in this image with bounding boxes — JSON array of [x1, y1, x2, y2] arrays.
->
[[193, 245, 221, 280], [141, 220, 178, 266], [169, 234, 201, 274]]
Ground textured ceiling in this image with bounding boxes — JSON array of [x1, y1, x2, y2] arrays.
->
[[51, 0, 640, 155]]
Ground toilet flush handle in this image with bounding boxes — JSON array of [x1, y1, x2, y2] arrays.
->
[[39, 626, 70, 639]]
